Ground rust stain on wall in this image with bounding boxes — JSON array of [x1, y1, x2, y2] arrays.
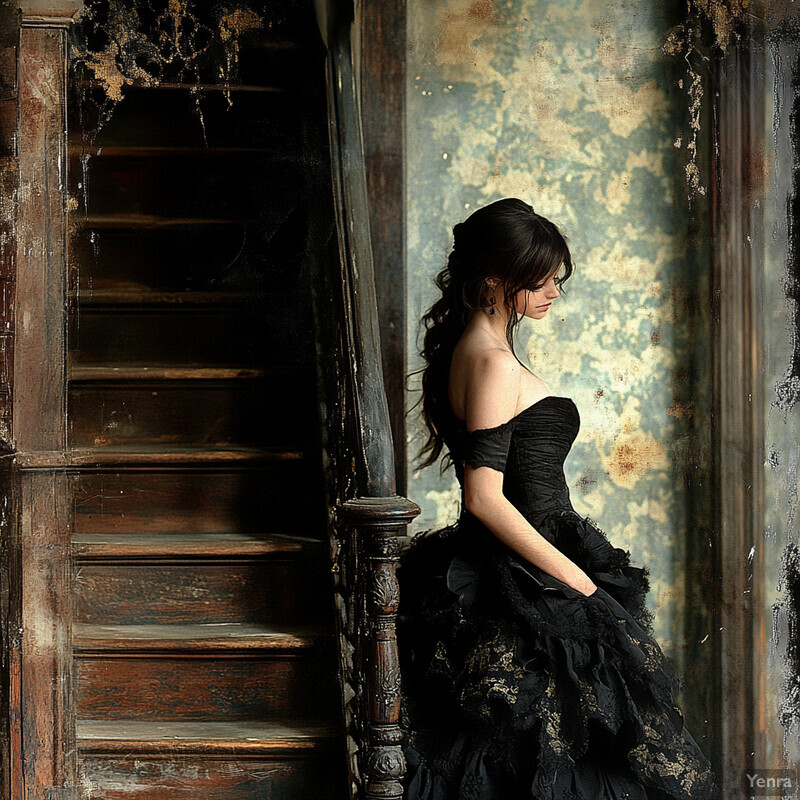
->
[[605, 429, 668, 490]]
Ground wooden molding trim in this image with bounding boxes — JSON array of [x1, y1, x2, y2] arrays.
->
[[9, 15, 78, 798], [13, 17, 72, 453], [709, 26, 767, 793]]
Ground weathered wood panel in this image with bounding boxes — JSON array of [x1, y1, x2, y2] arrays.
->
[[14, 21, 71, 453], [0, 1, 18, 458], [17, 471, 75, 799], [73, 561, 325, 626]]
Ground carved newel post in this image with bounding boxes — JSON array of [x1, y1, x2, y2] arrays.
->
[[339, 495, 420, 800]]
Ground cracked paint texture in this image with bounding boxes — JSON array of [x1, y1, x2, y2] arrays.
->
[[764, 29, 800, 768]]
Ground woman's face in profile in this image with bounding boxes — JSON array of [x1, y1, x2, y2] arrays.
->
[[513, 264, 564, 319]]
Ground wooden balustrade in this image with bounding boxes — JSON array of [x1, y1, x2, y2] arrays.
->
[[314, 2, 420, 798]]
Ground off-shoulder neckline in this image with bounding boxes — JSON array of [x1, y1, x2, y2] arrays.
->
[[453, 395, 573, 431]]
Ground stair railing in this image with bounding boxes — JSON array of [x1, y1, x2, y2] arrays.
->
[[312, 2, 420, 800]]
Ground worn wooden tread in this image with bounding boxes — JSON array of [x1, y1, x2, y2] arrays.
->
[[70, 446, 304, 464], [75, 290, 291, 307], [74, 622, 322, 654], [16, 446, 306, 469], [72, 532, 323, 560], [73, 215, 259, 229], [70, 365, 268, 382], [77, 720, 337, 754], [69, 145, 280, 158]]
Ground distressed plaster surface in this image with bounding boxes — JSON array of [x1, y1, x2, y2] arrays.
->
[[764, 31, 800, 767]]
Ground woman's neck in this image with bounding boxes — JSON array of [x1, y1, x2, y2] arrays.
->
[[466, 307, 515, 348]]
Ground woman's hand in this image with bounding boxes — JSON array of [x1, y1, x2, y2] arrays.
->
[[563, 566, 598, 597]]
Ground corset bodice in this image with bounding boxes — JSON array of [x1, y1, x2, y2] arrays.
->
[[449, 395, 581, 529]]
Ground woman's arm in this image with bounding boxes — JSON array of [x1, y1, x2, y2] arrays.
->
[[465, 477, 597, 595], [463, 351, 598, 596]]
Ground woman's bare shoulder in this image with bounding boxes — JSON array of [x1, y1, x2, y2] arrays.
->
[[452, 330, 520, 374], [450, 334, 521, 425]]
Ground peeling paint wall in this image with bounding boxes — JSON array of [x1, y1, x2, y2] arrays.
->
[[404, 0, 712, 695], [764, 24, 800, 768]]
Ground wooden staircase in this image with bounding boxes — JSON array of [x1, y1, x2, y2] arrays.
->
[[63, 7, 348, 798]]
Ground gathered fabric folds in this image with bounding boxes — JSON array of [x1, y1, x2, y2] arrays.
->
[[396, 509, 719, 800]]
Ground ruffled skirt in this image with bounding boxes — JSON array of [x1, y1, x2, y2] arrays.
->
[[396, 509, 719, 800]]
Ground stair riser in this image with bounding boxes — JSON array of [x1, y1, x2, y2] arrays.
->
[[72, 472, 322, 534], [76, 656, 335, 720], [70, 221, 306, 292], [71, 310, 312, 366], [74, 563, 324, 625], [75, 88, 301, 150], [78, 754, 336, 799], [69, 384, 313, 449], [72, 157, 300, 220]]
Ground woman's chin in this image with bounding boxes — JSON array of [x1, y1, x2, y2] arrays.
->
[[526, 309, 549, 320]]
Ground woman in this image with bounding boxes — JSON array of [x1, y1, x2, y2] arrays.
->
[[396, 198, 719, 800]]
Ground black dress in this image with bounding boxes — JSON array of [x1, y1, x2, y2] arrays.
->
[[396, 395, 719, 800]]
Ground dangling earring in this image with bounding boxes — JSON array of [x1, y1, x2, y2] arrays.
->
[[487, 294, 497, 315]]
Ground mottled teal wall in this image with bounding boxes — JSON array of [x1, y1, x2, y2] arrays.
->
[[405, 0, 710, 662]]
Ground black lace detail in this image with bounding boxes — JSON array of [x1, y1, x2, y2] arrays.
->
[[462, 420, 515, 473], [397, 518, 719, 800]]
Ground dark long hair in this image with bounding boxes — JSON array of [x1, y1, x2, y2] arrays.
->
[[409, 198, 574, 474]]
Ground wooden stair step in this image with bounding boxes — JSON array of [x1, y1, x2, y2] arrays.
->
[[78, 745, 342, 800], [74, 625, 337, 720], [77, 720, 337, 754], [73, 607, 339, 718], [70, 365, 268, 381], [71, 306, 311, 366], [67, 447, 304, 464], [74, 214, 259, 229], [69, 378, 316, 451], [72, 532, 323, 560], [74, 622, 322, 654], [79, 81, 292, 93], [73, 558, 326, 627], [73, 472, 311, 535], [16, 446, 306, 469], [69, 145, 282, 158], [75, 290, 292, 307]]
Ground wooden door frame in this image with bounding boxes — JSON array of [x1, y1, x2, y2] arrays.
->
[[709, 13, 771, 793]]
